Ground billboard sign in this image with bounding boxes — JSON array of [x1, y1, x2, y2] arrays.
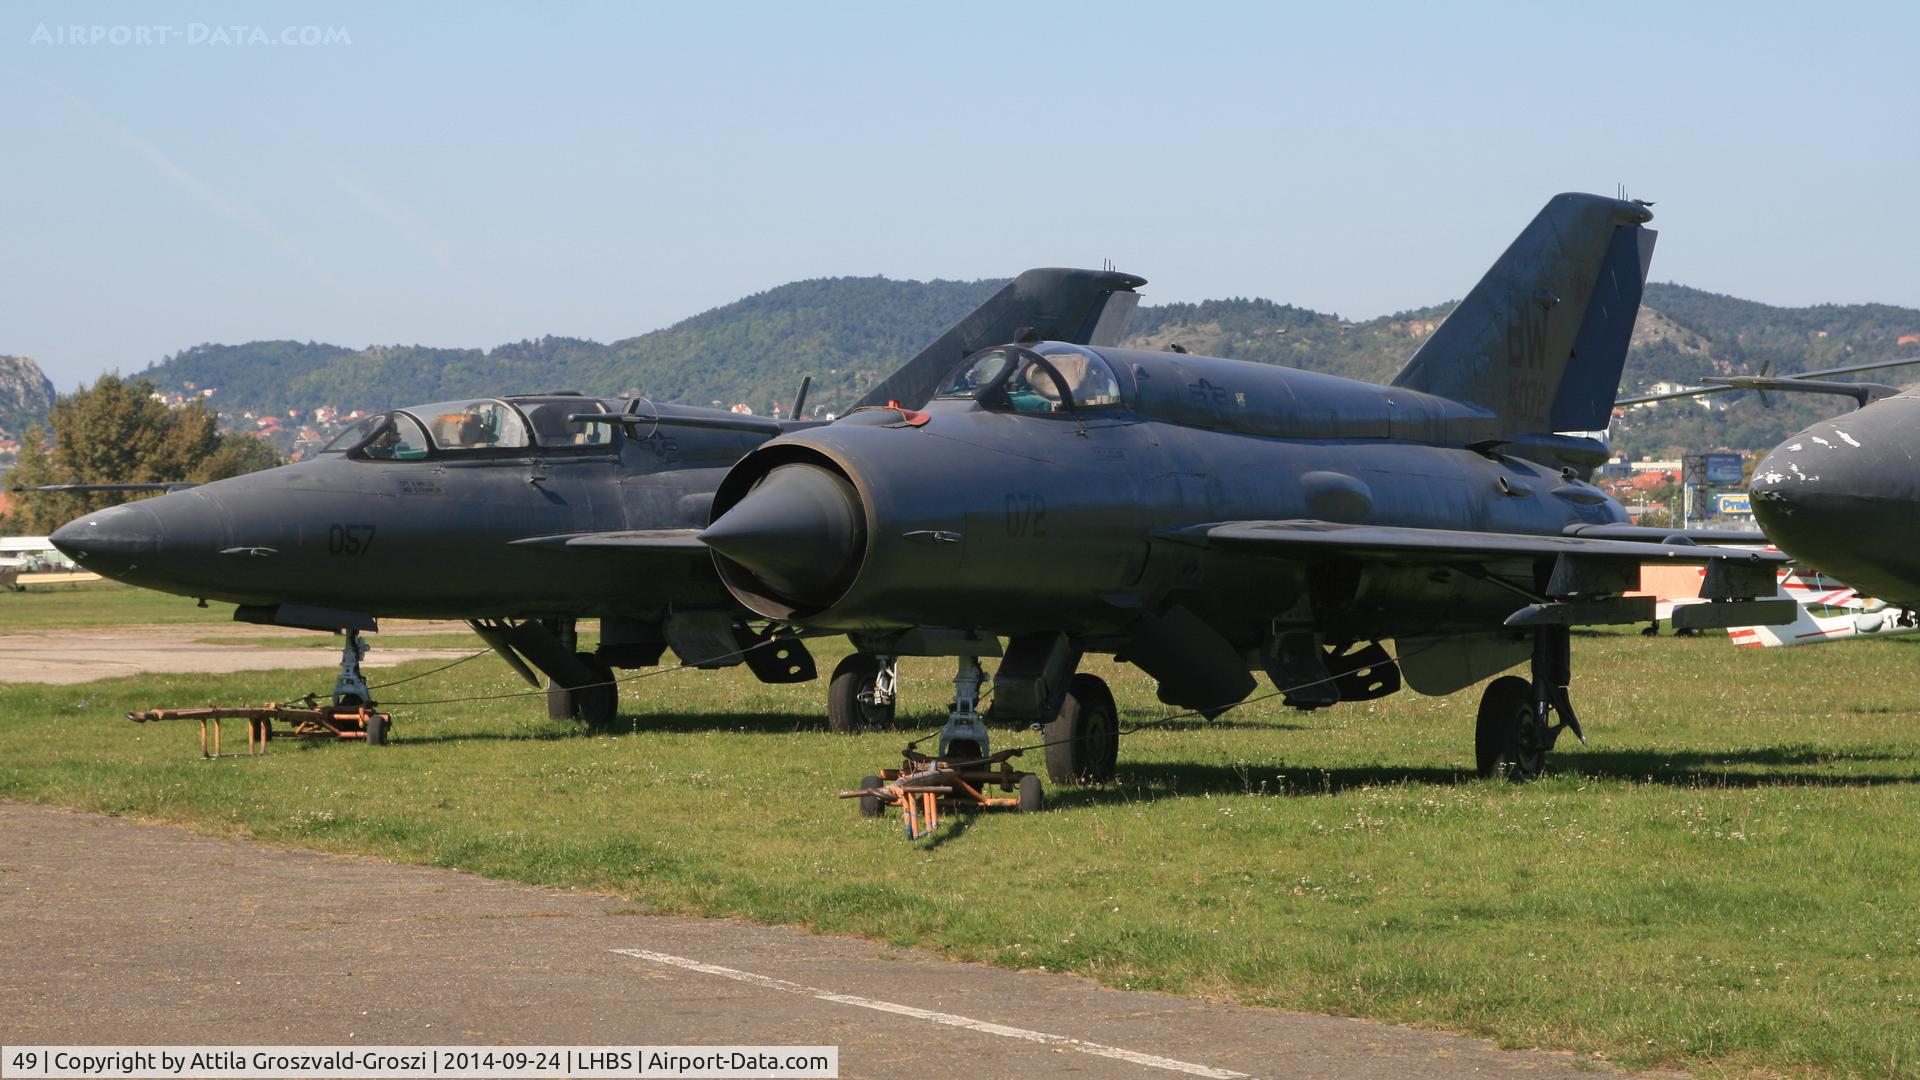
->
[[1716, 491, 1752, 515], [1705, 453, 1744, 486]]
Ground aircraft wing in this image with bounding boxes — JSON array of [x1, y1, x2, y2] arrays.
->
[[1559, 523, 1770, 546], [11, 482, 200, 493], [509, 529, 708, 552], [1161, 519, 1787, 565], [1160, 519, 1793, 629]]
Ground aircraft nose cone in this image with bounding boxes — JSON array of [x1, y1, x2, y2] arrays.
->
[[701, 463, 865, 606], [1750, 412, 1920, 604], [50, 502, 162, 573]]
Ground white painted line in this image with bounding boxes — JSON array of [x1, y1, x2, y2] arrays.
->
[[612, 947, 1251, 1079]]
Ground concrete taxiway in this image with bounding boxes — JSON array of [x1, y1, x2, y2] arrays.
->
[[0, 623, 474, 684], [0, 802, 1635, 1079]]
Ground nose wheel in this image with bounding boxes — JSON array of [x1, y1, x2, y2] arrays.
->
[[841, 661, 1124, 836]]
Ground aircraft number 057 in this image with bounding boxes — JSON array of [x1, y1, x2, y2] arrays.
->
[[328, 524, 376, 555]]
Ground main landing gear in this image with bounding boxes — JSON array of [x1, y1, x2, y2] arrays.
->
[[1044, 673, 1118, 785], [1475, 626, 1584, 781], [827, 652, 898, 733], [843, 657, 1118, 834]]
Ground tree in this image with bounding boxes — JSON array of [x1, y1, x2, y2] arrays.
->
[[2, 374, 282, 534]]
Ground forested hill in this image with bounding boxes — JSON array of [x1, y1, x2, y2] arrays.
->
[[144, 277, 1005, 421], [128, 276, 1920, 456]]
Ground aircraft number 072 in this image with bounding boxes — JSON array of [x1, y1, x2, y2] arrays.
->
[[1005, 494, 1047, 538]]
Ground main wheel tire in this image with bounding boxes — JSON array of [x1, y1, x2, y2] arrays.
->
[[571, 652, 619, 729], [827, 653, 895, 734], [1044, 673, 1118, 785], [1475, 675, 1544, 781], [1016, 773, 1044, 813], [364, 713, 387, 746], [857, 774, 885, 818]]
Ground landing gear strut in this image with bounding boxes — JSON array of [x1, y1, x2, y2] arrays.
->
[[940, 655, 990, 761], [1475, 627, 1584, 781], [332, 629, 371, 707], [827, 653, 897, 733]]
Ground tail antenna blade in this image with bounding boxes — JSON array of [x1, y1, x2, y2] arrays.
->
[[790, 375, 812, 420]]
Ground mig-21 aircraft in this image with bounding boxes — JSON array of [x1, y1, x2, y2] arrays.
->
[[47, 268, 1146, 727], [696, 193, 1795, 785]]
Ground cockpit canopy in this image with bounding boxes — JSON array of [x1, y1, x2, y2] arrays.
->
[[510, 396, 614, 447], [319, 396, 613, 460], [935, 343, 1124, 414], [410, 399, 531, 450]]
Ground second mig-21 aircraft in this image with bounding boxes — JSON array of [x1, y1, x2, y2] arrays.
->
[[47, 269, 1146, 727], [697, 193, 1797, 784]]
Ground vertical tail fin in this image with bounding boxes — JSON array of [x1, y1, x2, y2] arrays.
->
[[850, 268, 1146, 412], [1390, 193, 1656, 435]]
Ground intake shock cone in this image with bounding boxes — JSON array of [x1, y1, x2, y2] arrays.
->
[[701, 463, 865, 610]]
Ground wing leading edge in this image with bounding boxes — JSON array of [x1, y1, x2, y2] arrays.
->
[[1159, 518, 1795, 631], [1161, 519, 1786, 566]]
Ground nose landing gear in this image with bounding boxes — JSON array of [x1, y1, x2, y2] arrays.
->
[[332, 629, 372, 707], [841, 657, 1123, 835]]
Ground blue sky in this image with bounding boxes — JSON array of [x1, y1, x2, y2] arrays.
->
[[4, 1, 1917, 389]]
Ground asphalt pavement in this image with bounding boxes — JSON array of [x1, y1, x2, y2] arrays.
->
[[0, 802, 1639, 1079]]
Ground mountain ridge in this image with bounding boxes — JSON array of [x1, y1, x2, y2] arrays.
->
[[28, 278, 1920, 457]]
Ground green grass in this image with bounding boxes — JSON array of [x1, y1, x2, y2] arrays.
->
[[0, 580, 236, 628], [2, 630, 1917, 1078]]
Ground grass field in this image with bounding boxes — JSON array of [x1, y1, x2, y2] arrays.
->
[[2, 594, 1916, 1077], [0, 579, 239, 628]]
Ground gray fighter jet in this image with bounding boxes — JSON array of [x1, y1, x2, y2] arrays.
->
[[47, 269, 1146, 726], [697, 194, 1793, 783]]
